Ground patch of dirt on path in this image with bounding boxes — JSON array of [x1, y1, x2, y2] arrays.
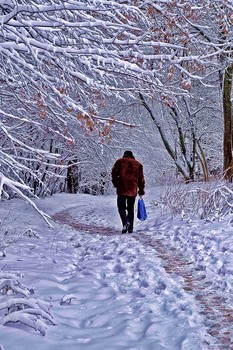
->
[[134, 236, 233, 350], [52, 211, 119, 235], [52, 210, 233, 350]]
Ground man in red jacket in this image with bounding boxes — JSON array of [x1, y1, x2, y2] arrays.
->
[[111, 150, 145, 233]]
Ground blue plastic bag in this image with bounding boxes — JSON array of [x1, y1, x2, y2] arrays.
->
[[137, 198, 147, 221]]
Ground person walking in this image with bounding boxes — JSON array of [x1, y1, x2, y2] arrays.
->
[[111, 150, 145, 233]]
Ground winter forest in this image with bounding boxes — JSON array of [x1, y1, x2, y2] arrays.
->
[[0, 1, 233, 350]]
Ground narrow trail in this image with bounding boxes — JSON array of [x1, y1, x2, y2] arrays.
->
[[137, 237, 233, 350], [52, 210, 233, 350], [53, 211, 118, 235]]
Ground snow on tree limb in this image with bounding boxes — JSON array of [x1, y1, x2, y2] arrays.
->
[[0, 173, 53, 227], [0, 0, 233, 204], [0, 271, 57, 336], [0, 279, 33, 297], [0, 297, 57, 336]]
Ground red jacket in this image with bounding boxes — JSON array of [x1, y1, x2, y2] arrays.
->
[[111, 156, 145, 197]]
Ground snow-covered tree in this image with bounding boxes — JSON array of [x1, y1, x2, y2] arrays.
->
[[136, 0, 233, 179], [0, 0, 184, 202], [1, 0, 233, 209]]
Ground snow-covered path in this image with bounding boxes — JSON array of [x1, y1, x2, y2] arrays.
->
[[53, 206, 233, 349], [0, 189, 232, 349]]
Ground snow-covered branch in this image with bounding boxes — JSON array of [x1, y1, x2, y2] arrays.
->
[[0, 271, 57, 336], [1, 0, 232, 205], [0, 173, 52, 227]]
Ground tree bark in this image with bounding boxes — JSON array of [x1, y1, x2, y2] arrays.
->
[[67, 159, 79, 193], [139, 93, 190, 182], [223, 63, 233, 180], [196, 140, 209, 182]]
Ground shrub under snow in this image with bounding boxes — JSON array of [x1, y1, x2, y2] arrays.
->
[[159, 182, 233, 220], [0, 272, 57, 336]]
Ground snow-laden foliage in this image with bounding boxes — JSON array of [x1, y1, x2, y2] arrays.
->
[[0, 213, 41, 258], [0, 278, 33, 297], [0, 0, 233, 209], [0, 272, 57, 336], [0, 0, 166, 122], [0, 0, 159, 205], [1, 298, 57, 336], [201, 184, 233, 220], [160, 181, 233, 221]]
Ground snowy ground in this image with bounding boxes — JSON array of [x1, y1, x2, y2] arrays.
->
[[0, 187, 232, 350]]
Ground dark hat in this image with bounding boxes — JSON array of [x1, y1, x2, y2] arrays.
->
[[123, 150, 134, 158]]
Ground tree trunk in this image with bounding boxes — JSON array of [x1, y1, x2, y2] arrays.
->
[[223, 63, 233, 180], [67, 159, 79, 193], [139, 93, 190, 182], [196, 140, 209, 182]]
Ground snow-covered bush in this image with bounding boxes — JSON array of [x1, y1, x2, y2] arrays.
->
[[0, 277, 34, 297], [159, 183, 209, 218], [0, 210, 18, 257], [201, 185, 233, 220], [0, 211, 41, 257], [160, 182, 233, 220], [0, 272, 57, 336], [1, 298, 57, 336]]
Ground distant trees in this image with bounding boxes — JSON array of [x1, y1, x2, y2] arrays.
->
[[139, 93, 212, 183], [138, 0, 233, 180], [179, 1, 233, 179]]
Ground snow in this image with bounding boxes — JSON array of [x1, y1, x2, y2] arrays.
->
[[0, 186, 232, 349]]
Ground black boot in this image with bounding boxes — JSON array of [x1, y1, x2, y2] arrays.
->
[[122, 223, 129, 234]]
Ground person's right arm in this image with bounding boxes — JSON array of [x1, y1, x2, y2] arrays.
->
[[138, 164, 145, 196]]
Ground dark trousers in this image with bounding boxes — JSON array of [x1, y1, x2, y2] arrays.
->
[[117, 195, 135, 230]]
